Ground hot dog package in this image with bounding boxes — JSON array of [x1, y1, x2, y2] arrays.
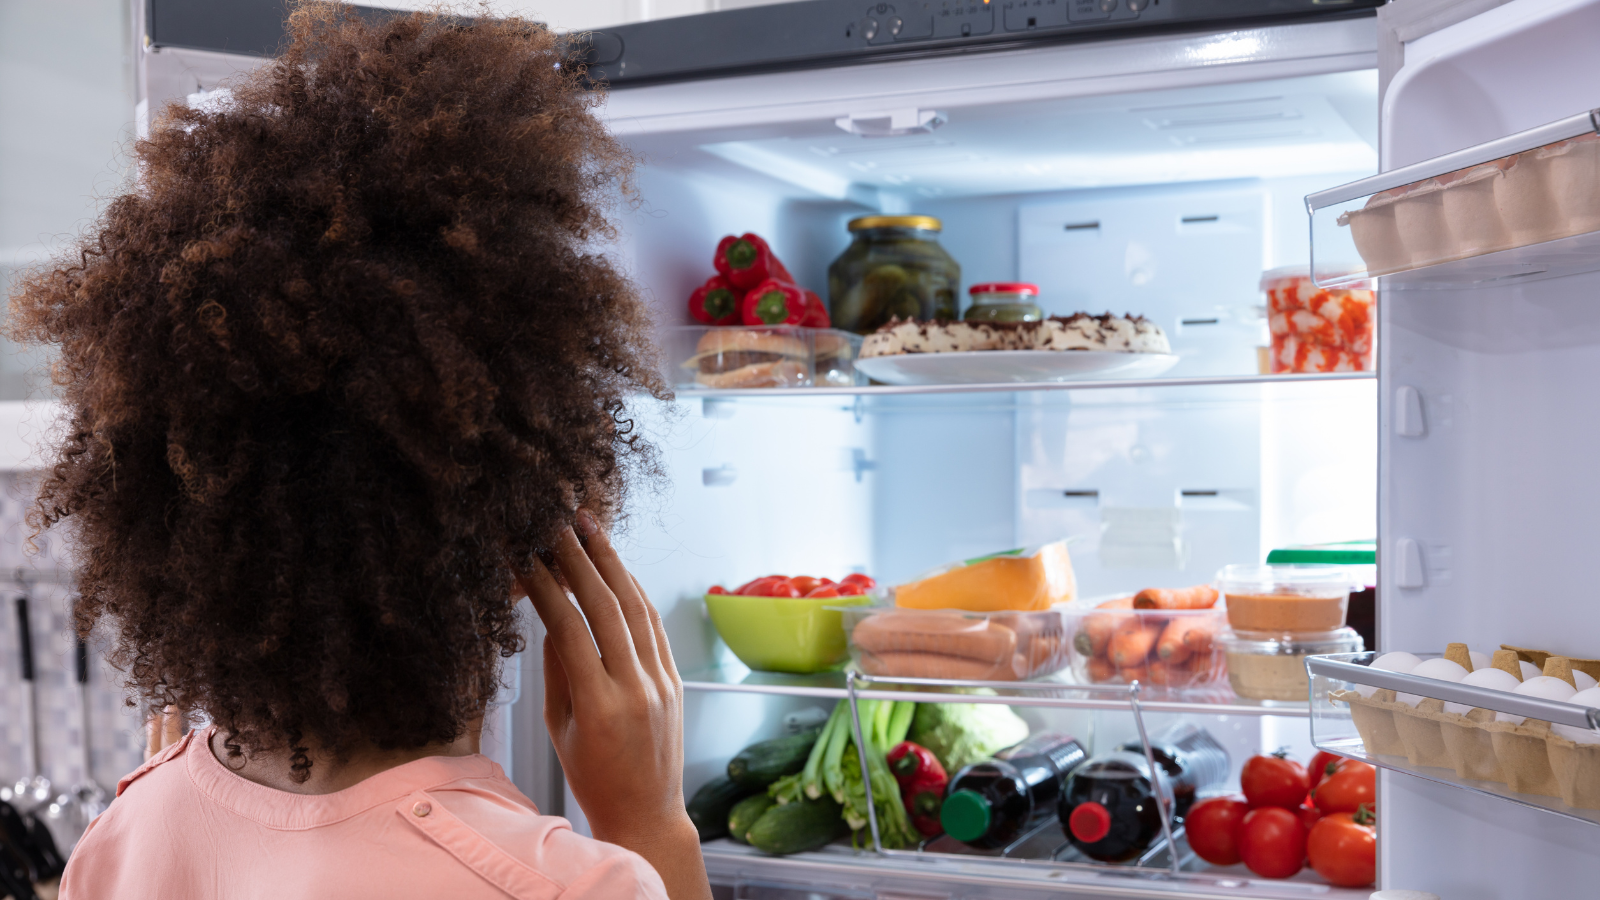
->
[[1065, 596, 1228, 691], [839, 606, 1072, 682]]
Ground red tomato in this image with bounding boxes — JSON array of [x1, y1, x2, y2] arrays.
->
[[840, 573, 877, 591], [1239, 807, 1306, 879], [790, 576, 823, 595], [1309, 751, 1341, 789], [1314, 760, 1375, 815], [1306, 806, 1376, 887], [762, 578, 802, 598], [1296, 802, 1322, 832], [707, 585, 728, 595], [804, 585, 841, 598], [1184, 796, 1249, 866], [733, 575, 783, 596], [1241, 751, 1310, 809]]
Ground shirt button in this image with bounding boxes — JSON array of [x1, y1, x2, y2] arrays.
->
[[412, 801, 432, 817]]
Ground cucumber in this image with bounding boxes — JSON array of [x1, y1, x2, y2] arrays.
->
[[727, 728, 820, 789], [726, 794, 777, 844], [746, 795, 844, 856], [687, 774, 752, 842]]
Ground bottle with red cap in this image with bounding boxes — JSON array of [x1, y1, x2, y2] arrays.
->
[[963, 282, 1043, 323], [938, 733, 1088, 850], [1058, 722, 1228, 863]]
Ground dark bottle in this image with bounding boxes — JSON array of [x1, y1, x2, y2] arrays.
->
[[940, 733, 1087, 849], [1114, 721, 1230, 820], [1060, 722, 1230, 862]]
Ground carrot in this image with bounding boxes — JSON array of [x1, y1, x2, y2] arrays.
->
[[1133, 585, 1219, 610], [1119, 665, 1149, 684], [1097, 596, 1135, 609], [1147, 659, 1170, 686], [1107, 620, 1162, 668], [1086, 655, 1117, 683], [1156, 616, 1217, 664], [1075, 609, 1130, 658]]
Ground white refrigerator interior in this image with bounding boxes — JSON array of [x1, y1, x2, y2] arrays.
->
[[1377, 0, 1600, 895]]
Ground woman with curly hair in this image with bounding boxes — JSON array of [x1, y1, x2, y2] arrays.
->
[[8, 4, 708, 898]]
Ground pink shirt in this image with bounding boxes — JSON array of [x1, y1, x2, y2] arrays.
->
[[60, 728, 667, 900]]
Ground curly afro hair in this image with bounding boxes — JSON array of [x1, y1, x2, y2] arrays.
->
[[6, 2, 666, 775]]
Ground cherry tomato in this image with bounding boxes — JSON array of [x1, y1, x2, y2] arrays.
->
[[763, 578, 802, 598], [733, 575, 783, 596], [1309, 751, 1341, 789], [707, 585, 728, 595], [1241, 751, 1310, 810], [1313, 760, 1375, 815], [1296, 802, 1322, 832], [1239, 807, 1306, 879], [840, 573, 877, 591], [790, 576, 823, 595], [1184, 796, 1248, 866], [804, 584, 841, 598], [1306, 805, 1375, 887]]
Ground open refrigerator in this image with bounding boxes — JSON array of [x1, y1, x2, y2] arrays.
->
[[125, 0, 1600, 897]]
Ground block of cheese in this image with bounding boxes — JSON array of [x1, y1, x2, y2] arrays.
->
[[893, 541, 1076, 612]]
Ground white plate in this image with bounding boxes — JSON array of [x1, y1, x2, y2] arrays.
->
[[853, 350, 1180, 385]]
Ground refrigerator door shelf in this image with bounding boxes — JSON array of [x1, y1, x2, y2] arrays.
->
[[1309, 652, 1600, 829], [675, 370, 1372, 399], [682, 664, 1311, 718], [1307, 109, 1600, 290]]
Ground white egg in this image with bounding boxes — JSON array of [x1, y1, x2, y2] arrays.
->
[[1443, 667, 1521, 715], [1552, 686, 1600, 745], [1495, 675, 1577, 725], [1356, 651, 1424, 698], [1520, 661, 1541, 681], [1396, 658, 1469, 707], [1574, 670, 1598, 691], [1469, 650, 1491, 671]]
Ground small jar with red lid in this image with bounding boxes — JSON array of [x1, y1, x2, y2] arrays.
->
[[964, 282, 1043, 323]]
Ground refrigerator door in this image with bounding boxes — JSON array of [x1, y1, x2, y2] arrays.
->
[[1376, 0, 1600, 894]]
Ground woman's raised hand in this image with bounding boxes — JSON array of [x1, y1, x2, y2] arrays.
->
[[518, 510, 710, 900]]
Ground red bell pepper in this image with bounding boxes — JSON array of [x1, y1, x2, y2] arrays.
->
[[742, 279, 808, 326], [688, 274, 742, 325], [800, 289, 831, 328], [714, 233, 794, 289], [887, 741, 949, 837]]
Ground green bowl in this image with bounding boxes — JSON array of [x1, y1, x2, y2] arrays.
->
[[704, 592, 872, 674]]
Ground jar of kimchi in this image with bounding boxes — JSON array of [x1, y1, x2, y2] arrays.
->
[[1260, 267, 1374, 373]]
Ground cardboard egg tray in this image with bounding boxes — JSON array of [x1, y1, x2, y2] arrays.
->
[[1339, 132, 1600, 275], [1331, 646, 1600, 810]]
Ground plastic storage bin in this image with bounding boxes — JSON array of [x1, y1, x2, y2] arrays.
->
[[705, 592, 871, 674], [1216, 564, 1358, 634], [666, 325, 863, 390], [1221, 627, 1363, 701], [840, 605, 1072, 681], [1065, 599, 1227, 690]]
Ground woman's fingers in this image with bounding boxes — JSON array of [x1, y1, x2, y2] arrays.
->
[[542, 633, 574, 730], [552, 523, 638, 669], [520, 556, 605, 685], [576, 511, 660, 668]]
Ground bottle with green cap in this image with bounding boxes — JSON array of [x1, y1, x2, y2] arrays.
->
[[939, 733, 1087, 849]]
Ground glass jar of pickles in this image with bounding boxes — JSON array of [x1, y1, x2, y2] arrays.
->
[[964, 282, 1043, 323], [827, 215, 960, 334]]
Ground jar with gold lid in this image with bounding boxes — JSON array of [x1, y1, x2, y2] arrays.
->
[[827, 215, 960, 334]]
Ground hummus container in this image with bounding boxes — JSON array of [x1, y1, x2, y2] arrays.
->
[[1217, 564, 1359, 634], [840, 605, 1071, 682], [1222, 628, 1363, 701]]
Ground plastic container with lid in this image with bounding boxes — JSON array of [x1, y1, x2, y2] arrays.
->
[[1217, 564, 1360, 634], [1064, 599, 1228, 690], [828, 215, 960, 335], [1265, 541, 1376, 653], [1260, 266, 1374, 373], [964, 282, 1042, 323], [1221, 627, 1364, 701]]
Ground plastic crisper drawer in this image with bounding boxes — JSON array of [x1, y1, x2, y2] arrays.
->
[[1308, 109, 1600, 290], [1308, 652, 1600, 828]]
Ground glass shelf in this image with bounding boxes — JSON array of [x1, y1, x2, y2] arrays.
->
[[682, 664, 1310, 718], [1308, 652, 1600, 828], [1308, 108, 1600, 291], [676, 370, 1372, 399]]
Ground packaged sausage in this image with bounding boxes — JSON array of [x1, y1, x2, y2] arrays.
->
[[840, 606, 1072, 682]]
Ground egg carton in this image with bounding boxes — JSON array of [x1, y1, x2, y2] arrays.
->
[[1330, 646, 1600, 810]]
